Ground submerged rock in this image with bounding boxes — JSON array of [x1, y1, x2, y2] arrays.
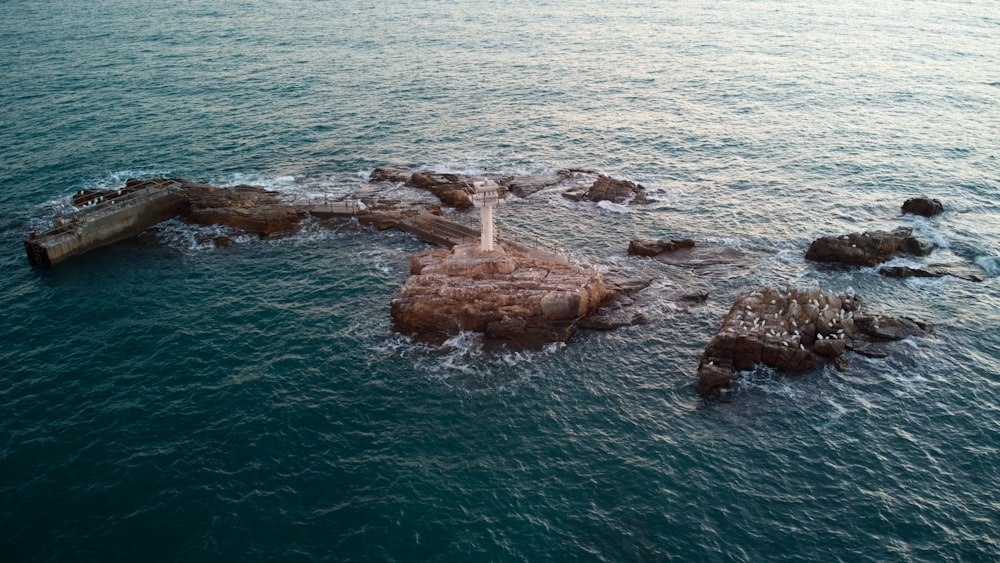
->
[[368, 166, 413, 184], [696, 287, 930, 397], [902, 197, 944, 217], [805, 227, 934, 267], [645, 242, 750, 272], [501, 172, 574, 198], [390, 243, 612, 348], [878, 264, 985, 283]]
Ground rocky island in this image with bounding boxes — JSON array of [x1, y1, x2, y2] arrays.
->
[[391, 242, 612, 348], [696, 286, 931, 397]]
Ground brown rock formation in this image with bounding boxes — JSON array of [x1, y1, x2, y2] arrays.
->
[[369, 167, 476, 208], [407, 172, 474, 208], [805, 227, 934, 267], [563, 175, 650, 204], [577, 276, 653, 330], [178, 182, 307, 237], [902, 197, 944, 217], [390, 243, 612, 347], [628, 238, 696, 257], [697, 287, 930, 397]]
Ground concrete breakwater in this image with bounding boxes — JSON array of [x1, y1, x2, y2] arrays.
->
[[25, 179, 188, 267]]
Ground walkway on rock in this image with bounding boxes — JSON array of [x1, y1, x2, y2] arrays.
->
[[306, 203, 568, 263]]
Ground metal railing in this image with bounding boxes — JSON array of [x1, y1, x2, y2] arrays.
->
[[301, 197, 366, 215]]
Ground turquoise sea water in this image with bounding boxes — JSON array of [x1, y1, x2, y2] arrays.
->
[[2, 1, 999, 560]]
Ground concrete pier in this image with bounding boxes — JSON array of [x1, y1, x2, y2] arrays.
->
[[25, 179, 187, 267]]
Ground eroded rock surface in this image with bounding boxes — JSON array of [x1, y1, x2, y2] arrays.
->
[[697, 287, 930, 397], [391, 243, 612, 347], [805, 227, 934, 267]]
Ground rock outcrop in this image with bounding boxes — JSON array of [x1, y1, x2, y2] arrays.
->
[[178, 182, 307, 237], [577, 276, 653, 330], [370, 167, 476, 208], [697, 287, 930, 397], [805, 227, 934, 267], [562, 175, 650, 204], [628, 238, 696, 257], [407, 172, 475, 208], [902, 197, 944, 217], [390, 243, 612, 347]]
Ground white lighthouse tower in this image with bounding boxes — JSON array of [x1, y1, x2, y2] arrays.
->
[[470, 177, 505, 252]]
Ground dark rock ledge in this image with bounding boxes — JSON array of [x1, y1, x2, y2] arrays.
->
[[805, 224, 986, 282], [628, 238, 695, 257], [902, 197, 944, 217], [805, 227, 934, 267], [878, 265, 985, 283]]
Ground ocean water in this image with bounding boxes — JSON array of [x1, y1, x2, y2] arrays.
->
[[2, 0, 998, 560]]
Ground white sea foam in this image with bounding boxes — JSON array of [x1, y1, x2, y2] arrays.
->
[[216, 171, 301, 190], [151, 218, 253, 251], [206, 172, 364, 204], [975, 256, 999, 277], [391, 328, 568, 392], [596, 200, 631, 214], [908, 219, 951, 249], [878, 255, 926, 269], [732, 366, 809, 401]]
